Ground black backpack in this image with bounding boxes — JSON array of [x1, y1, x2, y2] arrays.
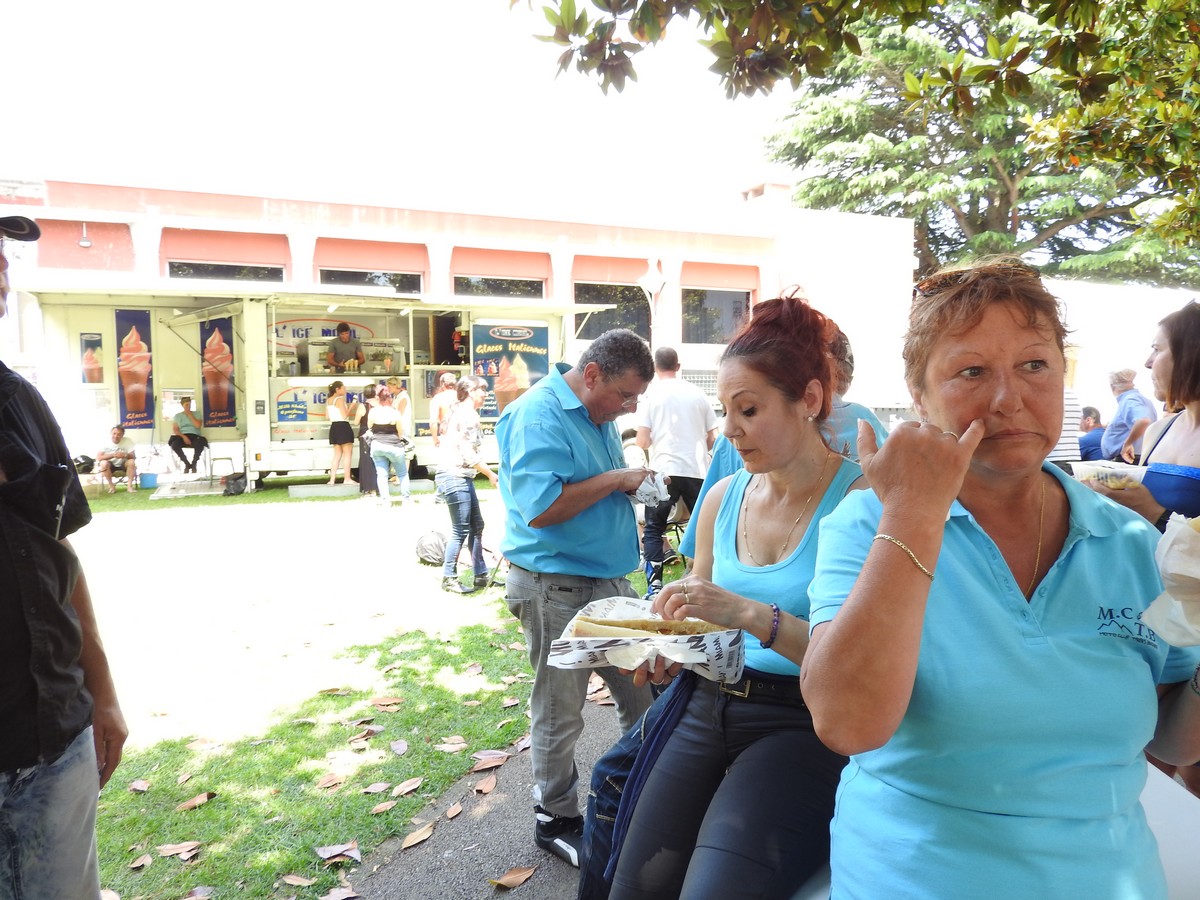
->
[[222, 472, 248, 496], [73, 454, 95, 474]]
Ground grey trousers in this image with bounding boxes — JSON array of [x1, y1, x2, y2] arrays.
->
[[506, 564, 654, 818]]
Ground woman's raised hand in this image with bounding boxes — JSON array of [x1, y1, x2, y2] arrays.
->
[[654, 576, 744, 631], [857, 418, 985, 520]]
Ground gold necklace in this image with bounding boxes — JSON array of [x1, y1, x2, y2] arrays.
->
[[742, 453, 833, 566], [1025, 476, 1046, 598]]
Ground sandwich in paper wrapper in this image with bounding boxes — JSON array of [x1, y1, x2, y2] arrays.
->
[[1142, 514, 1200, 646], [548, 596, 744, 683]]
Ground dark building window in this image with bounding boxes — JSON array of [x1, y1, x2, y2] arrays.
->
[[320, 269, 422, 293], [682, 288, 749, 344], [168, 262, 283, 281], [453, 276, 544, 298], [574, 283, 650, 340]]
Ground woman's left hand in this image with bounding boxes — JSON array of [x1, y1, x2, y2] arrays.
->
[[1084, 479, 1162, 521], [622, 654, 684, 688], [654, 576, 744, 630]]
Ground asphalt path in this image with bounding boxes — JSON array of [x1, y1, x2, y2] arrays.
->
[[72, 489, 624, 898]]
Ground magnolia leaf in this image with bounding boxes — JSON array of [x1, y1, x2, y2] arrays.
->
[[347, 716, 375, 726], [473, 773, 497, 794], [371, 800, 398, 815], [392, 776, 424, 796], [314, 840, 361, 862], [362, 782, 390, 794], [128, 779, 150, 793], [129, 852, 153, 870], [319, 888, 360, 900], [372, 695, 404, 706], [317, 773, 345, 790], [465, 662, 483, 675], [502, 697, 520, 708], [496, 718, 514, 729], [177, 772, 192, 785], [390, 739, 409, 757], [446, 801, 463, 819], [514, 734, 532, 753], [401, 821, 435, 850], [175, 791, 216, 812], [434, 741, 468, 753], [157, 840, 202, 857], [282, 874, 317, 886], [490, 865, 538, 888], [507, 641, 525, 651]]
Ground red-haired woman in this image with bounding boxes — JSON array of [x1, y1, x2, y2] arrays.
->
[[604, 296, 864, 898]]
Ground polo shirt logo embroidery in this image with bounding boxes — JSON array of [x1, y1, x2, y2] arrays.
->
[[1096, 606, 1160, 648]]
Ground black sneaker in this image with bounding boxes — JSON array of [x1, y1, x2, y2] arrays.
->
[[534, 805, 583, 867]]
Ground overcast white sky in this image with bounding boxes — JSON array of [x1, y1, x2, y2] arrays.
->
[[7, 1, 798, 218]]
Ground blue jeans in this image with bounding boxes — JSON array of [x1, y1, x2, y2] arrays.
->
[[370, 443, 410, 501], [608, 678, 844, 899], [505, 564, 653, 819], [434, 472, 486, 579], [642, 475, 702, 563], [0, 726, 99, 900]]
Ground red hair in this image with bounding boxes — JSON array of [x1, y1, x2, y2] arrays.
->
[[721, 296, 835, 422]]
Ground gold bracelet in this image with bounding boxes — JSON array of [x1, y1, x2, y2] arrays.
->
[[873, 533, 935, 580]]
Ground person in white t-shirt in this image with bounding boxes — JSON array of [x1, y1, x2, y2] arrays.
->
[[96, 425, 137, 493], [634, 347, 718, 591]]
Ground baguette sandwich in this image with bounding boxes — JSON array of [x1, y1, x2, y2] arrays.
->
[[572, 615, 725, 639]]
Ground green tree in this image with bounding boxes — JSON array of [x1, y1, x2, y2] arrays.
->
[[525, 0, 1200, 242], [770, 6, 1199, 284]]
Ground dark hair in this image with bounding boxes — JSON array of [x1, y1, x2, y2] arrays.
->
[[1160, 301, 1200, 409], [112, 424, 125, 435], [363, 383, 376, 400], [329, 380, 344, 395], [336, 322, 351, 334], [721, 296, 835, 424], [903, 257, 1067, 389], [653, 347, 679, 371], [376, 385, 393, 406], [456, 375, 487, 402], [578, 329, 653, 382], [1081, 405, 1102, 423]]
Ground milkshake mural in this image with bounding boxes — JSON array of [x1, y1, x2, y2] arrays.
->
[[115, 310, 154, 429], [471, 322, 549, 418], [200, 318, 236, 428]]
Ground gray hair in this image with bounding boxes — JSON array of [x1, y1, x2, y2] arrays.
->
[[578, 329, 653, 382]]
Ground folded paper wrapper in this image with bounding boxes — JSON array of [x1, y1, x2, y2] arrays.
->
[[1142, 515, 1200, 647], [548, 596, 745, 683], [629, 472, 670, 506]]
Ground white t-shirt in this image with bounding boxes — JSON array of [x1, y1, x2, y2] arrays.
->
[[633, 375, 716, 479], [99, 436, 135, 468]]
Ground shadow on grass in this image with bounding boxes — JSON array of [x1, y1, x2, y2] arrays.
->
[[98, 619, 531, 899]]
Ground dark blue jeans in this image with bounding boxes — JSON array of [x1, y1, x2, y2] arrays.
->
[[608, 675, 845, 899], [642, 475, 702, 563], [434, 471, 486, 579]]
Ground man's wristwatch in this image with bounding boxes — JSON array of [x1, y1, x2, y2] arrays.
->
[[1155, 507, 1174, 533]]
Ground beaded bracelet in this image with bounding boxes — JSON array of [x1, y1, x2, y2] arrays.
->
[[874, 533, 935, 580], [1189, 666, 1200, 699], [760, 603, 781, 650]]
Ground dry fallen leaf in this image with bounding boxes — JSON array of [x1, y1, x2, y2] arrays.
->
[[156, 841, 202, 858], [401, 822, 435, 850], [470, 752, 509, 773], [501, 675, 520, 685], [513, 734, 532, 753], [392, 776, 423, 796], [465, 663, 483, 676], [316, 773, 345, 791], [463, 700, 482, 707], [390, 739, 409, 757], [446, 801, 463, 819], [183, 888, 215, 898], [495, 718, 514, 729], [175, 791, 216, 812], [473, 773, 497, 794], [490, 865, 538, 888], [281, 874, 317, 886], [176, 773, 193, 785], [129, 853, 152, 870], [502, 697, 520, 708], [508, 641, 525, 651], [319, 887, 360, 900], [318, 687, 351, 696], [186, 738, 220, 752], [314, 840, 361, 862], [434, 739, 468, 753], [370, 800, 397, 815], [361, 782, 390, 794], [128, 779, 150, 793], [372, 694, 404, 706]]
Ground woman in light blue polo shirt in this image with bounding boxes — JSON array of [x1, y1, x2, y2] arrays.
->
[[803, 259, 1200, 898]]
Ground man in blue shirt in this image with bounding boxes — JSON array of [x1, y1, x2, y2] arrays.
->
[[1101, 368, 1157, 462], [1078, 405, 1107, 460], [497, 329, 655, 867]]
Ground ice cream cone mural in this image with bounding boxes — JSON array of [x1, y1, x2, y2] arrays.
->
[[201, 318, 237, 427], [115, 310, 155, 428], [472, 323, 549, 417], [80, 333, 104, 383]]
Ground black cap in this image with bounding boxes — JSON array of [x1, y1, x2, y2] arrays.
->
[[0, 216, 41, 241]]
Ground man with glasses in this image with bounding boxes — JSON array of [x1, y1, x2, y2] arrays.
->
[[0, 216, 127, 897], [497, 328, 656, 867]]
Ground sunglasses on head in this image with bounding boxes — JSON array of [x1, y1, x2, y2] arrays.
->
[[913, 261, 1041, 298]]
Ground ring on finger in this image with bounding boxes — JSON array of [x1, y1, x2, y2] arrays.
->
[[683, 581, 690, 600]]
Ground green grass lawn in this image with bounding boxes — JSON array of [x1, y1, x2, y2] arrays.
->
[[98, 608, 532, 899]]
